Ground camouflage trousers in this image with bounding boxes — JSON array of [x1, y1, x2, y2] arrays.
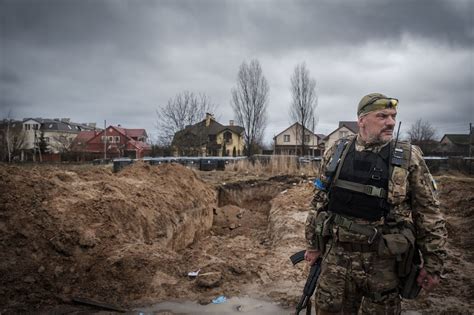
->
[[315, 242, 401, 315]]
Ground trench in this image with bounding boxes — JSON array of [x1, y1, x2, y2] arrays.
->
[[213, 176, 302, 241], [138, 175, 307, 314]]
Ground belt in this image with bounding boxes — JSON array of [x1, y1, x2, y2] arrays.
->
[[337, 241, 379, 252], [333, 214, 381, 244]]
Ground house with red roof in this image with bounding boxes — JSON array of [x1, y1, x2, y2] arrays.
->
[[72, 125, 151, 160]]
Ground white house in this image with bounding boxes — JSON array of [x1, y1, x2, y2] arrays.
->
[[323, 121, 359, 153], [20, 118, 97, 160], [273, 122, 324, 156]]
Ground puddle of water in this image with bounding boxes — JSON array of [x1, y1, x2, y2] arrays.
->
[[135, 297, 292, 315]]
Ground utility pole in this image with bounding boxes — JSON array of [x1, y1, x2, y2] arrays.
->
[[470, 123, 473, 158], [104, 120, 107, 160], [469, 122, 473, 174]]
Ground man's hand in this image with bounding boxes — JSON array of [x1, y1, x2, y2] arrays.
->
[[416, 268, 440, 291], [304, 250, 320, 266]]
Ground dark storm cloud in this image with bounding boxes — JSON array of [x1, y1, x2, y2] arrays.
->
[[0, 0, 472, 142], [3, 0, 471, 50]]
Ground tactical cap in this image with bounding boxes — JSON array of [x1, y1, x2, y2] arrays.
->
[[357, 93, 393, 116]]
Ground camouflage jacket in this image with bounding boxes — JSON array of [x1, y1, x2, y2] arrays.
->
[[305, 135, 447, 275]]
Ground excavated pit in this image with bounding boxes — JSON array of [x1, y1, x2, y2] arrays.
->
[[213, 177, 301, 240], [1, 162, 473, 314]]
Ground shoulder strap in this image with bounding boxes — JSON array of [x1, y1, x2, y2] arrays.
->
[[332, 137, 355, 184]]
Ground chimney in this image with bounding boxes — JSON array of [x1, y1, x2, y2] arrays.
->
[[229, 120, 234, 126], [205, 113, 213, 127]]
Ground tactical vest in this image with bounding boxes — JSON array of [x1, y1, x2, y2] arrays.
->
[[327, 140, 391, 221]]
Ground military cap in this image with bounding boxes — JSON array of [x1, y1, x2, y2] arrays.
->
[[357, 93, 398, 116]]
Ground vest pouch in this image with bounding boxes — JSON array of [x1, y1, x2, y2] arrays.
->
[[397, 226, 416, 277], [337, 225, 372, 243], [379, 233, 409, 257], [314, 212, 330, 252]]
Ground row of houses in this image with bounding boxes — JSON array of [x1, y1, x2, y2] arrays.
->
[[0, 118, 151, 161], [1, 114, 471, 162]]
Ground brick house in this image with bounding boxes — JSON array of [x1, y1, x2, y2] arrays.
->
[[72, 125, 151, 160]]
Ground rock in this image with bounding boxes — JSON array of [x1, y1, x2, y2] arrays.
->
[[54, 266, 64, 277], [24, 276, 35, 283], [37, 266, 45, 273], [229, 223, 237, 230], [196, 271, 222, 288]]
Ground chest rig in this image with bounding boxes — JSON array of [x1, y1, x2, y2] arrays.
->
[[324, 137, 411, 222]]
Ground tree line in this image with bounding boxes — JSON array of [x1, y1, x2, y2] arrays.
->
[[155, 59, 318, 157]]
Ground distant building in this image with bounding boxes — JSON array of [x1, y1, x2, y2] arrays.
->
[[439, 134, 470, 156], [0, 117, 97, 161], [171, 113, 245, 157], [273, 122, 323, 156], [72, 125, 151, 160], [323, 121, 359, 153]]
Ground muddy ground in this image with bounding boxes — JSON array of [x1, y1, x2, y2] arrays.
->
[[0, 163, 473, 314]]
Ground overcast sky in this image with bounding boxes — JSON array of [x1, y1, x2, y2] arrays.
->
[[1, 0, 473, 144]]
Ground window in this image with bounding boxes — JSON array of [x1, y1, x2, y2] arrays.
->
[[25, 124, 30, 130], [114, 136, 120, 142], [304, 135, 310, 143], [33, 124, 39, 130], [223, 131, 232, 143], [67, 125, 72, 129], [49, 124, 53, 129], [339, 131, 348, 138], [284, 135, 290, 142], [45, 137, 50, 143], [108, 136, 114, 142]]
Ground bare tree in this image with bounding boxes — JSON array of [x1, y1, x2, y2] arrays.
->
[[231, 59, 269, 156], [0, 112, 26, 162], [407, 119, 436, 143], [289, 63, 318, 156], [407, 119, 437, 154], [156, 91, 216, 145], [50, 135, 75, 154]]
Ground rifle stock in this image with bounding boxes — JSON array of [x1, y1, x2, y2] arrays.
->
[[290, 250, 323, 315]]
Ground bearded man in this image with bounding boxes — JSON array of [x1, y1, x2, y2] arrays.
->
[[304, 93, 447, 314]]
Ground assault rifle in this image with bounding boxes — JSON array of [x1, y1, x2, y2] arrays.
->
[[290, 250, 323, 315]]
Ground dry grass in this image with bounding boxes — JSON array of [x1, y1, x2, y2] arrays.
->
[[225, 155, 319, 177]]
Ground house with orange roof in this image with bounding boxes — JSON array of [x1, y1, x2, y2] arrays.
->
[[72, 125, 151, 160]]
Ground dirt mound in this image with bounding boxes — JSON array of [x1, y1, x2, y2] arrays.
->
[[1, 163, 472, 314], [0, 163, 216, 313]]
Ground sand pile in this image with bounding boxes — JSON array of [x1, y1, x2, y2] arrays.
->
[[0, 163, 216, 312]]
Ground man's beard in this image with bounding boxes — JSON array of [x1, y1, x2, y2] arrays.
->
[[366, 128, 394, 144]]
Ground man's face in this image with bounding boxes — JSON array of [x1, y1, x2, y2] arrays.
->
[[358, 108, 397, 144]]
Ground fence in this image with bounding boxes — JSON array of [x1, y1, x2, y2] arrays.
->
[[424, 157, 473, 174]]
